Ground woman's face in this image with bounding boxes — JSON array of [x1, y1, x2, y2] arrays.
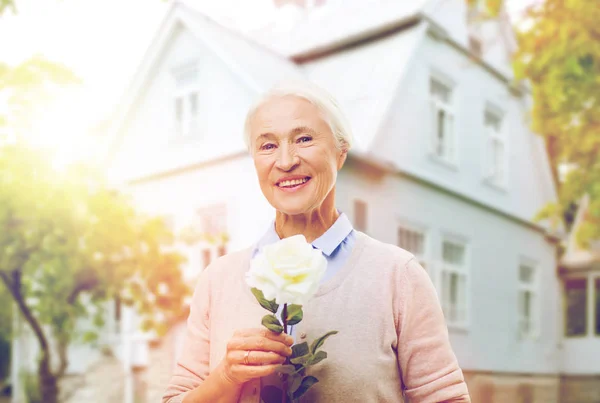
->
[[249, 96, 347, 216]]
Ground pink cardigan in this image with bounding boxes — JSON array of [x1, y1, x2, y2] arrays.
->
[[163, 231, 471, 402]]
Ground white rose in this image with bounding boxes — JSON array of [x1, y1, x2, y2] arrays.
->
[[246, 234, 327, 305]]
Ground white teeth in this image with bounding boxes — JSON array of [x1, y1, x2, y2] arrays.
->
[[278, 178, 309, 188]]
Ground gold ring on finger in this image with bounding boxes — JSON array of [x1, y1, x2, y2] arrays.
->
[[244, 350, 251, 365]]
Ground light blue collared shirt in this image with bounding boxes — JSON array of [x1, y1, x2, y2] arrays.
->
[[252, 212, 356, 340]]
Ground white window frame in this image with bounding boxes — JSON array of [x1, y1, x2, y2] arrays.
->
[[484, 105, 508, 188], [429, 74, 457, 167], [172, 62, 200, 141], [191, 204, 228, 272], [517, 259, 540, 340], [439, 235, 470, 330], [397, 222, 431, 280]]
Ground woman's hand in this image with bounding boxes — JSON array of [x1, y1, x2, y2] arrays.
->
[[218, 328, 294, 386]]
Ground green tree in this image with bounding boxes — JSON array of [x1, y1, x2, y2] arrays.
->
[[512, 0, 600, 244], [0, 143, 190, 403], [0, 0, 15, 15]]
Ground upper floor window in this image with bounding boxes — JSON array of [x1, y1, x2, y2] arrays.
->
[[398, 226, 428, 271], [518, 263, 539, 339], [565, 278, 587, 337], [485, 108, 507, 187], [440, 239, 468, 327], [172, 63, 200, 140], [430, 78, 455, 164]]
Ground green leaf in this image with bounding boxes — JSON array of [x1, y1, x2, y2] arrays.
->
[[81, 331, 98, 343], [310, 330, 338, 354], [285, 304, 303, 326], [274, 365, 296, 375], [291, 342, 309, 358], [292, 376, 319, 400], [307, 350, 327, 366], [260, 385, 285, 403], [290, 353, 311, 366], [261, 314, 283, 333], [290, 373, 303, 394], [251, 288, 279, 314]]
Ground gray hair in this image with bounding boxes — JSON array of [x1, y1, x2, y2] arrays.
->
[[243, 80, 354, 154]]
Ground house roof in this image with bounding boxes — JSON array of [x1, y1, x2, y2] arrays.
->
[[104, 1, 559, 239], [248, 0, 429, 60]]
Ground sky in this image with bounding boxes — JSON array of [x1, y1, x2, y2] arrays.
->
[[0, 0, 532, 158]]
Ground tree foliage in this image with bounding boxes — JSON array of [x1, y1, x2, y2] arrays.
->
[[512, 0, 600, 245], [0, 0, 15, 16], [0, 31, 190, 402], [0, 56, 79, 139], [0, 142, 190, 401]]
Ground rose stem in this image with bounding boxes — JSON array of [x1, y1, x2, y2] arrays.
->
[[282, 303, 289, 403]]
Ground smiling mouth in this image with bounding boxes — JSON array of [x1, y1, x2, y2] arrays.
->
[[276, 177, 311, 189]]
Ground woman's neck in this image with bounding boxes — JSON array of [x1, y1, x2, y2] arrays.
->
[[274, 191, 339, 243]]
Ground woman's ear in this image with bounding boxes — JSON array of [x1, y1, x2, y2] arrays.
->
[[337, 149, 348, 170]]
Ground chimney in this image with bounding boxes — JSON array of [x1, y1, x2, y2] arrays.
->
[[273, 0, 326, 8]]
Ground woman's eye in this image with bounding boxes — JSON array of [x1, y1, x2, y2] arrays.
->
[[261, 143, 275, 150], [297, 136, 312, 143]]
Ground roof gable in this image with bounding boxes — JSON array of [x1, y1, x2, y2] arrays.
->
[[302, 22, 427, 153], [105, 2, 302, 165]]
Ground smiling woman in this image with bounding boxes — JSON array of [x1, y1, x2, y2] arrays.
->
[[163, 80, 471, 403]]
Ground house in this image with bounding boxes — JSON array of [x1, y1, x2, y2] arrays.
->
[[78, 0, 581, 401]]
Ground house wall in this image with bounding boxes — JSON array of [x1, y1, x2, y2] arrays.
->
[[127, 155, 273, 279], [109, 25, 254, 184], [371, 31, 557, 228], [337, 161, 561, 374]]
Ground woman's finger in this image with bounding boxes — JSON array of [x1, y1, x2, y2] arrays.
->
[[233, 328, 294, 346], [235, 350, 286, 366], [228, 336, 292, 357], [229, 363, 285, 381]]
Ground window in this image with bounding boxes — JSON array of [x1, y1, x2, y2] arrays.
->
[[518, 263, 538, 338], [595, 278, 600, 335], [430, 78, 455, 163], [440, 240, 468, 326], [195, 204, 228, 270], [398, 227, 427, 270], [201, 248, 212, 270], [174, 92, 200, 139], [173, 63, 200, 140], [565, 278, 587, 337], [485, 109, 507, 186], [353, 199, 367, 232]]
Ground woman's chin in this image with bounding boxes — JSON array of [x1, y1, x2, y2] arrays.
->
[[273, 200, 314, 216]]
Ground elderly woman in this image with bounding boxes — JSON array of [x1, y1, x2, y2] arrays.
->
[[163, 81, 471, 403]]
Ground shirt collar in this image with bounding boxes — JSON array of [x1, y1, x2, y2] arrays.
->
[[311, 213, 353, 256], [255, 212, 354, 257]]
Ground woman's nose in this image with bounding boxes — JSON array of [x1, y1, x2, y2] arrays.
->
[[275, 146, 299, 171]]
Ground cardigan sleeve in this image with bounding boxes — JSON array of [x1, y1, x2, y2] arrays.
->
[[163, 267, 212, 403], [395, 257, 471, 403]]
